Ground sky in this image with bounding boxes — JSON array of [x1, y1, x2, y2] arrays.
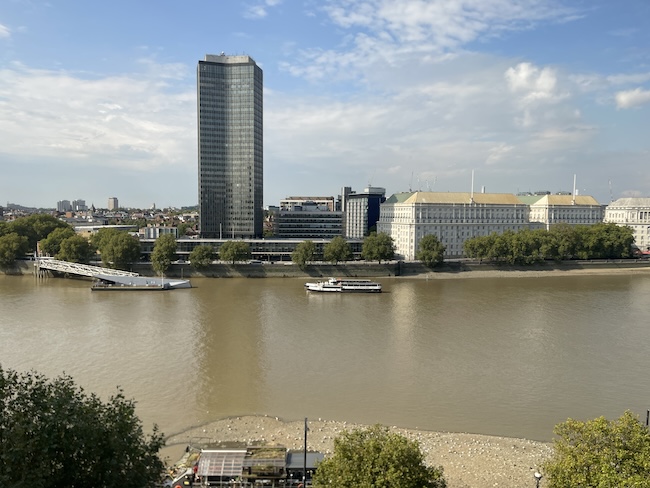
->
[[1, 0, 649, 210]]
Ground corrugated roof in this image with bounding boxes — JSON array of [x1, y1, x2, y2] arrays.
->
[[198, 450, 246, 477], [532, 195, 601, 206]]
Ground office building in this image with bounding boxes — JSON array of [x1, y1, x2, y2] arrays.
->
[[108, 197, 119, 210], [604, 197, 650, 252], [524, 194, 603, 230], [340, 186, 386, 238], [377, 191, 536, 259], [57, 200, 72, 212], [197, 53, 263, 238]]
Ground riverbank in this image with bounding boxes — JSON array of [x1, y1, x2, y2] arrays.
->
[[6, 257, 650, 280], [162, 416, 553, 488]]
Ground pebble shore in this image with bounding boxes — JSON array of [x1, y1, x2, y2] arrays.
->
[[164, 415, 553, 488]]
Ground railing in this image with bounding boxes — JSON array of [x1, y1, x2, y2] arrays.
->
[[35, 258, 139, 278]]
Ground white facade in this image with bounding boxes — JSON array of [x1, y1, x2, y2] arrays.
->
[[604, 198, 650, 251], [377, 192, 536, 259], [140, 226, 178, 240], [529, 194, 603, 229], [343, 187, 386, 239]]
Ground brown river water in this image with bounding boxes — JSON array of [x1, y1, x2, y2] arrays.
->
[[2, 272, 650, 442]]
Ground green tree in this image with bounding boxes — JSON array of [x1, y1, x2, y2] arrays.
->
[[313, 424, 446, 488], [0, 366, 165, 488], [292, 240, 316, 269], [190, 244, 215, 269], [151, 234, 177, 275], [98, 231, 141, 270], [0, 233, 29, 269], [90, 227, 121, 251], [219, 240, 251, 264], [416, 234, 446, 268], [362, 232, 395, 263], [57, 235, 96, 263], [8, 214, 71, 252], [323, 236, 352, 264], [543, 411, 650, 487], [39, 227, 76, 257]]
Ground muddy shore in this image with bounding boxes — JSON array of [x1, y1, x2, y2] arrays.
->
[[162, 415, 553, 488]]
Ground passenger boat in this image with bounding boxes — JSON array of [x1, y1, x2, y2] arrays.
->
[[304, 277, 382, 293]]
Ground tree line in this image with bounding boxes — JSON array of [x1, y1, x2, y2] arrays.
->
[[463, 223, 635, 264], [2, 215, 636, 274]]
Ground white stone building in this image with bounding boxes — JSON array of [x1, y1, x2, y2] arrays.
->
[[528, 194, 603, 229], [377, 192, 535, 259], [604, 197, 650, 251]]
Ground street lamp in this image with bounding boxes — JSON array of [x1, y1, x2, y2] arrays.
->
[[534, 471, 543, 487]]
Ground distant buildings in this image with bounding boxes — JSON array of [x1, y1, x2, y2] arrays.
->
[[604, 198, 650, 252], [108, 197, 119, 210], [56, 199, 87, 212], [197, 53, 263, 239]]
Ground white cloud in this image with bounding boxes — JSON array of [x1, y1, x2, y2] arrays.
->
[[0, 62, 195, 172], [244, 0, 283, 19], [284, 0, 577, 83], [0, 23, 10, 39], [615, 88, 650, 109]]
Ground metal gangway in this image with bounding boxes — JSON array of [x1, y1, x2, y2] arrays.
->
[[35, 258, 139, 278]]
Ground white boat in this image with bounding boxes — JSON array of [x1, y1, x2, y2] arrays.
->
[[305, 277, 382, 293]]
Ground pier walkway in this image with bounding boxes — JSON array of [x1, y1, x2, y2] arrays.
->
[[35, 258, 139, 278]]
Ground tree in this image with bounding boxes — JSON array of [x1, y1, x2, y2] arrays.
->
[[219, 240, 251, 264], [362, 232, 395, 263], [57, 234, 96, 263], [323, 236, 352, 264], [543, 411, 650, 487], [416, 234, 446, 268], [151, 234, 177, 275], [292, 240, 316, 269], [0, 366, 165, 488], [8, 214, 71, 252], [0, 233, 29, 269], [312, 425, 446, 488], [39, 227, 75, 257], [97, 231, 141, 270], [190, 244, 215, 269]]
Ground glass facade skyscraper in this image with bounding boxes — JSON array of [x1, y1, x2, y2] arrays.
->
[[198, 54, 263, 238]]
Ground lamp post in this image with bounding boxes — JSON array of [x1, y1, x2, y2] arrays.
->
[[534, 471, 543, 487]]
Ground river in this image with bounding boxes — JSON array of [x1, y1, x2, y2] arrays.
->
[[2, 272, 649, 442]]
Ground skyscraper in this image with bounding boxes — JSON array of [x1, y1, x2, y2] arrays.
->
[[197, 54, 263, 238]]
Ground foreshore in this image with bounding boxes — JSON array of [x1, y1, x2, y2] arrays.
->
[[162, 415, 553, 488]]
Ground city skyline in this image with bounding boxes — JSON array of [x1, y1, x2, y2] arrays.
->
[[1, 1, 649, 209]]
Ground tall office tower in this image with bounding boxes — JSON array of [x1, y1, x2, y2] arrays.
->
[[197, 54, 263, 238]]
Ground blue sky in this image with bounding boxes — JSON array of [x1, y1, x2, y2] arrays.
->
[[1, 0, 649, 209]]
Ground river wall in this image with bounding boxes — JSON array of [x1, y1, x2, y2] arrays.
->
[[6, 258, 650, 278]]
